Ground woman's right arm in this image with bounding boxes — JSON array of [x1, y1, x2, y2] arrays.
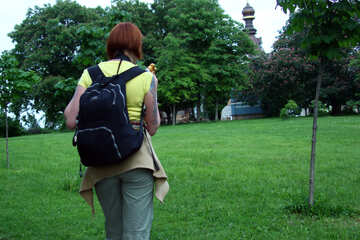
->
[[64, 85, 86, 130], [144, 75, 160, 136]]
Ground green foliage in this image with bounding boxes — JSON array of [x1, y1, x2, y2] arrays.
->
[[247, 26, 360, 116], [1, 117, 360, 239], [204, 16, 255, 117], [319, 56, 359, 114], [349, 51, 360, 106], [280, 108, 290, 119], [21, 114, 40, 129], [20, 114, 55, 135], [0, 50, 40, 134], [9, 0, 104, 76], [277, 0, 360, 60], [310, 100, 328, 116], [246, 47, 316, 116], [33, 75, 77, 128], [8, 0, 105, 127], [285, 99, 300, 113], [0, 113, 24, 137], [7, 0, 256, 125], [280, 99, 300, 119], [0, 51, 40, 111], [110, 0, 155, 34], [156, 34, 198, 108], [275, 0, 360, 116], [73, 25, 107, 67], [350, 51, 360, 81], [109, 0, 160, 65], [152, 0, 255, 118], [345, 99, 360, 114], [285, 202, 360, 218]]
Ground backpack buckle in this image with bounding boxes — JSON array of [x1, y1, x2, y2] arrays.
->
[[72, 130, 78, 146]]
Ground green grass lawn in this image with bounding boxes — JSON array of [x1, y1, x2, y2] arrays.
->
[[1, 116, 359, 239]]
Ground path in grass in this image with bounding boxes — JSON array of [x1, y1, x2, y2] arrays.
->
[[0, 116, 359, 239]]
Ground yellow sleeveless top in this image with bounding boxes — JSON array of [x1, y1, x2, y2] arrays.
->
[[78, 60, 152, 121]]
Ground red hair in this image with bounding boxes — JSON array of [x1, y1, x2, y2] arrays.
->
[[106, 22, 143, 60]]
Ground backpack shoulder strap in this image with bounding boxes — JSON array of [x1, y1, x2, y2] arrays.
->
[[116, 66, 147, 134], [116, 66, 146, 83], [87, 65, 105, 84]]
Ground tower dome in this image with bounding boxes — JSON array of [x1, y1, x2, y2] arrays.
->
[[242, 2, 256, 35], [242, 2, 262, 48], [242, 3, 255, 18]]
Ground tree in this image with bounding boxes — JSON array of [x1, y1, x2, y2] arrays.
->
[[156, 34, 199, 125], [277, 0, 360, 207], [9, 0, 105, 127], [204, 16, 255, 120], [109, 0, 158, 65], [269, 28, 358, 114], [349, 49, 360, 111], [246, 47, 317, 116], [33, 75, 77, 128], [351, 48, 360, 82], [0, 51, 39, 168], [155, 0, 221, 121], [7, 0, 256, 126], [9, 0, 103, 77], [152, 0, 255, 121], [320, 55, 359, 114]]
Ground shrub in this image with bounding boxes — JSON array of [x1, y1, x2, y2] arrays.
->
[[280, 100, 300, 119], [0, 115, 24, 137], [280, 108, 289, 119], [310, 100, 328, 116], [24, 128, 53, 135], [345, 100, 360, 114]]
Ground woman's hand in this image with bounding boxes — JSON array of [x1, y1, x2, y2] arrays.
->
[[147, 63, 157, 73]]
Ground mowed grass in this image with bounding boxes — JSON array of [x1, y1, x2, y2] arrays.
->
[[0, 116, 359, 240]]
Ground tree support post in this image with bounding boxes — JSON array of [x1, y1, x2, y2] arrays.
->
[[5, 107, 9, 169], [172, 104, 176, 126], [309, 59, 323, 207], [215, 99, 219, 121]]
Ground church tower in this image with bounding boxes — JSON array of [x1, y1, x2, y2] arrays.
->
[[242, 2, 262, 48]]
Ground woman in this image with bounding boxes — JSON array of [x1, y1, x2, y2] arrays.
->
[[64, 22, 169, 240]]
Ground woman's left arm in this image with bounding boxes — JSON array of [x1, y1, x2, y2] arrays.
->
[[64, 85, 86, 130], [144, 74, 160, 136]]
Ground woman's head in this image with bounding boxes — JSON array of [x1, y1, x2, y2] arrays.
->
[[106, 22, 143, 61]]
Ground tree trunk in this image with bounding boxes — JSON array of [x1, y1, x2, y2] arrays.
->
[[172, 104, 176, 126], [196, 103, 201, 121], [331, 103, 342, 115], [215, 99, 219, 121], [5, 107, 9, 169], [309, 59, 323, 208], [166, 108, 171, 125]]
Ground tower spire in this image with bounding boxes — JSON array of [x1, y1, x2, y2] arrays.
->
[[242, 2, 256, 35], [242, 2, 262, 48]]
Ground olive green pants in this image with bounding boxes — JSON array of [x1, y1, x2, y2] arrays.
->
[[95, 169, 154, 240]]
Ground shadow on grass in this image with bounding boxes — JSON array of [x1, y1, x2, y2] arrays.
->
[[285, 202, 360, 218]]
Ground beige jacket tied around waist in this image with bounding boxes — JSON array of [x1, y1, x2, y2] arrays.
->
[[79, 131, 169, 214]]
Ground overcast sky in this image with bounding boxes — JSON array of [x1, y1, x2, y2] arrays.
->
[[0, 0, 288, 54]]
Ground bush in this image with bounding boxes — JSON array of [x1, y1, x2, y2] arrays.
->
[[0, 115, 24, 137], [24, 128, 53, 135], [310, 100, 328, 116], [280, 108, 289, 119], [280, 100, 300, 119], [345, 100, 360, 114]]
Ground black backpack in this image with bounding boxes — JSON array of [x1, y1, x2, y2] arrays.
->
[[73, 62, 146, 167]]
